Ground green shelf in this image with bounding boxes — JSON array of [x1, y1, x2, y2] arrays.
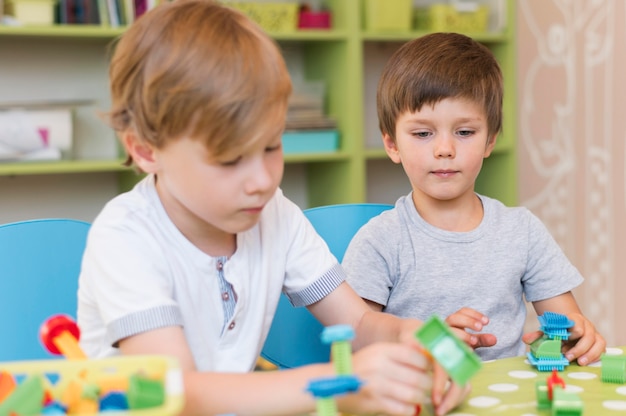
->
[[0, 0, 517, 208], [0, 160, 129, 176]]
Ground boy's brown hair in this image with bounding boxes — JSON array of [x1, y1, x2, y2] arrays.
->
[[377, 32, 503, 141], [108, 0, 292, 165]]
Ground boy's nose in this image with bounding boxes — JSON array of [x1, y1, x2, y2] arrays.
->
[[245, 161, 275, 194], [434, 135, 455, 158]]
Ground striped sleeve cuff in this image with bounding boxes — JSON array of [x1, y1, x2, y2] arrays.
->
[[107, 305, 183, 347], [287, 263, 345, 307]]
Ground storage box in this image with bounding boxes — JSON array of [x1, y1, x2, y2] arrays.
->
[[298, 10, 331, 29], [282, 130, 338, 154], [0, 106, 73, 160], [364, 0, 412, 32], [227, 2, 298, 32], [8, 0, 57, 25], [414, 3, 490, 33], [0, 355, 183, 415]]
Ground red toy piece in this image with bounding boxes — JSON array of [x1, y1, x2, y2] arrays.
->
[[39, 315, 87, 360], [546, 368, 565, 400]]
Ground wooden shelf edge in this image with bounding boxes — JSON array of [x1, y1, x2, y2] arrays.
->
[[0, 159, 128, 176]]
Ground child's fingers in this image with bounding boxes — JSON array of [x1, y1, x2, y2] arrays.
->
[[522, 330, 543, 345], [430, 362, 448, 407], [434, 381, 471, 416], [563, 323, 606, 365], [445, 308, 489, 331]]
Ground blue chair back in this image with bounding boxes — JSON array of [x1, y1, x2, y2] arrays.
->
[[0, 218, 90, 361], [260, 203, 393, 368]]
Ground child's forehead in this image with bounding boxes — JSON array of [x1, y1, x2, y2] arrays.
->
[[404, 96, 487, 116]]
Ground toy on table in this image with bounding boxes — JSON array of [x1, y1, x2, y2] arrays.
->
[[535, 368, 583, 415], [0, 313, 183, 415], [40, 314, 87, 360], [306, 375, 361, 416], [414, 315, 482, 386], [0, 355, 179, 415], [601, 353, 626, 384], [321, 325, 354, 375], [527, 312, 573, 372]]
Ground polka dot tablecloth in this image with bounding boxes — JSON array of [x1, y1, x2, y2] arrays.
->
[[434, 346, 626, 416]]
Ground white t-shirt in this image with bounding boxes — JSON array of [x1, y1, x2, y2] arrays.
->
[[78, 175, 343, 371]]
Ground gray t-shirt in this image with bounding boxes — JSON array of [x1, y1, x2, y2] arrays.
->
[[343, 193, 583, 361]]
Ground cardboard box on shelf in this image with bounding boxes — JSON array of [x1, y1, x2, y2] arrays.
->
[[7, 0, 57, 25]]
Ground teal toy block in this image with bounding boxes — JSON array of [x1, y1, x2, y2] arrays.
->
[[538, 312, 574, 341], [415, 315, 482, 386], [527, 353, 569, 372], [306, 375, 361, 416], [601, 354, 626, 384]]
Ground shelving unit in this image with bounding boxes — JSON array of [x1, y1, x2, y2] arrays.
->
[[0, 0, 516, 223]]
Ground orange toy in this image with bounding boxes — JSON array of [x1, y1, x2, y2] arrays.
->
[[39, 314, 87, 360]]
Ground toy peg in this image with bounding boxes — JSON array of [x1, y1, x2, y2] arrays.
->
[[306, 375, 361, 416], [547, 368, 566, 401], [321, 325, 355, 375], [40, 314, 87, 360]]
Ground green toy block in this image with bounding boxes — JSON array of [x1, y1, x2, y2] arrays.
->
[[552, 386, 583, 416], [415, 315, 482, 386], [0, 374, 45, 416], [535, 380, 551, 409], [531, 336, 564, 359], [127, 374, 165, 410], [601, 354, 626, 384]]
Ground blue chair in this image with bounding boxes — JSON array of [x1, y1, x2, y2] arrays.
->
[[0, 218, 91, 361], [260, 203, 393, 369]]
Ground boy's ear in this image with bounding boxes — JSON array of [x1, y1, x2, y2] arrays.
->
[[484, 133, 498, 158], [382, 133, 401, 164], [122, 131, 159, 173]]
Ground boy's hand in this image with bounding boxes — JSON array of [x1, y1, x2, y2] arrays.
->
[[431, 363, 471, 416], [340, 342, 433, 416], [523, 312, 606, 366], [446, 307, 497, 349]]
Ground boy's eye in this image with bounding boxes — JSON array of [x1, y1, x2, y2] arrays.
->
[[457, 129, 475, 137], [412, 131, 431, 138], [220, 156, 242, 166], [266, 142, 282, 152]]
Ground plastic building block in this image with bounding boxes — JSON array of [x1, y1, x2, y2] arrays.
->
[[538, 312, 574, 341], [0, 374, 45, 416], [552, 386, 583, 415], [127, 374, 165, 409], [100, 391, 129, 411], [0, 355, 181, 415], [415, 315, 482, 386], [601, 354, 626, 384], [0, 371, 16, 402], [527, 353, 570, 372], [306, 375, 361, 416], [531, 337, 564, 359], [321, 325, 355, 375], [39, 314, 87, 360], [535, 380, 551, 409]]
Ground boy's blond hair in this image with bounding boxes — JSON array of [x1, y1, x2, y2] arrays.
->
[[377, 32, 503, 141], [108, 0, 292, 165]]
